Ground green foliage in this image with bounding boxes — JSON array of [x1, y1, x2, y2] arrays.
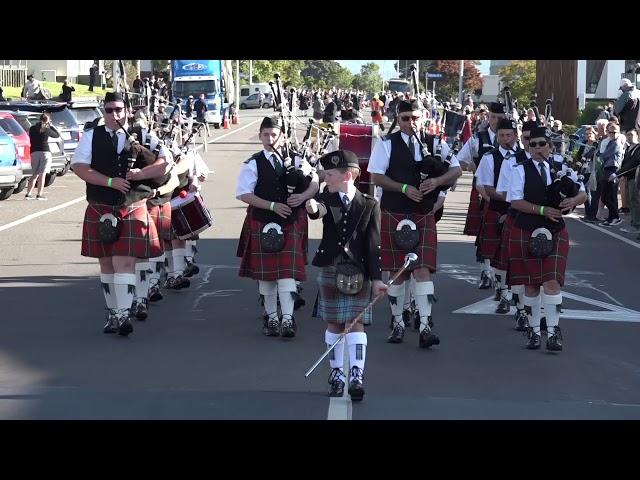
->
[[430, 60, 483, 100], [577, 100, 604, 125], [497, 60, 536, 105], [352, 62, 383, 93]]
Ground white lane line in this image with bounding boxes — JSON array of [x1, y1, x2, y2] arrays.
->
[[0, 196, 86, 232], [208, 119, 261, 144], [0, 121, 258, 232], [567, 215, 640, 250]]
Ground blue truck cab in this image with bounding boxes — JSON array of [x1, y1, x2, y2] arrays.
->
[[171, 60, 226, 128]]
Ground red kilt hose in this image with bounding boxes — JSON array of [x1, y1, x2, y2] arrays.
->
[[508, 225, 569, 287], [463, 184, 483, 236], [380, 210, 437, 273], [238, 206, 308, 281], [491, 213, 514, 271], [81, 200, 160, 259], [477, 209, 502, 260]]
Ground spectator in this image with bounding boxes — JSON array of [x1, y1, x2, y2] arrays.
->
[[0, 82, 5, 101], [257, 88, 265, 109], [22, 74, 41, 100], [132, 75, 144, 94], [312, 93, 324, 120], [25, 114, 60, 200], [184, 95, 194, 131], [322, 94, 338, 123], [298, 91, 309, 116], [88, 63, 98, 92], [618, 129, 640, 232], [579, 126, 601, 222], [194, 93, 210, 136], [614, 78, 640, 133], [59, 80, 75, 103], [369, 94, 385, 131], [599, 122, 624, 226]]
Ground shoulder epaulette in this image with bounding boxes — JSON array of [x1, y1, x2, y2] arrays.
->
[[243, 152, 262, 165]]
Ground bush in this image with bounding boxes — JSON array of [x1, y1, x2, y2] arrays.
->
[[577, 100, 610, 125], [563, 124, 578, 135]]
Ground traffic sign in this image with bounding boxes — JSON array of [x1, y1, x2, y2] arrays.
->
[[427, 72, 443, 79]]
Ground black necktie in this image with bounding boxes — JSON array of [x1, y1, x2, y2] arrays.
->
[[539, 163, 548, 187], [111, 132, 119, 152], [492, 134, 497, 147], [273, 157, 284, 176], [407, 138, 416, 159], [342, 194, 350, 212]]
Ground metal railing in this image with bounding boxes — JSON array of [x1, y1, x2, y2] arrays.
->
[[0, 65, 27, 88]]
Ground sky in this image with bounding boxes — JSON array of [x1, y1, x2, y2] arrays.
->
[[338, 60, 491, 79]]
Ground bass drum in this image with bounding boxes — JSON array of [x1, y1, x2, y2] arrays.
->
[[338, 123, 378, 195]]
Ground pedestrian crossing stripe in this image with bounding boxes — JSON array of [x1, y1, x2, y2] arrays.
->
[[452, 292, 640, 323]]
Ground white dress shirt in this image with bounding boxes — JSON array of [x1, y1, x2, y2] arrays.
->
[[509, 159, 585, 202], [476, 145, 517, 188], [456, 128, 497, 166]]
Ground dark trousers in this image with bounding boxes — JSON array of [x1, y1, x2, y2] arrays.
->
[[600, 177, 620, 221], [584, 173, 600, 220]]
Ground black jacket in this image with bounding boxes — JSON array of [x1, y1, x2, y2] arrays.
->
[[309, 190, 382, 281], [28, 123, 60, 153], [619, 143, 640, 180]]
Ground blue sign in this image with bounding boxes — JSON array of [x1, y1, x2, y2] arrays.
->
[[427, 72, 443, 79]]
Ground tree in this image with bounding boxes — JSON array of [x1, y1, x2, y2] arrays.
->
[[250, 60, 305, 88], [430, 60, 483, 101], [498, 60, 536, 106], [352, 62, 384, 93]]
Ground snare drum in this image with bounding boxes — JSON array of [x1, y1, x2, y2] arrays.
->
[[170, 192, 213, 240], [338, 123, 378, 195]]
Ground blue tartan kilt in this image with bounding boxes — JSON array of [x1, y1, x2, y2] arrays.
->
[[314, 265, 373, 325]]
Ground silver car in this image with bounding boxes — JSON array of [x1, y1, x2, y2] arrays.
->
[[240, 93, 273, 110]]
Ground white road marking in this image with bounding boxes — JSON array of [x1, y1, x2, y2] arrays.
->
[[566, 214, 640, 249], [453, 293, 640, 323], [207, 119, 261, 144]]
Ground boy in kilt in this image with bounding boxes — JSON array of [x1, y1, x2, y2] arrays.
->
[[457, 103, 506, 288], [368, 100, 462, 348], [508, 127, 587, 351], [236, 116, 319, 338], [475, 118, 521, 314], [71, 92, 166, 336], [495, 120, 538, 330], [305, 149, 387, 401]]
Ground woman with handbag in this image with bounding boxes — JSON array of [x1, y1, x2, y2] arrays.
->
[[508, 126, 587, 351], [305, 149, 387, 402]]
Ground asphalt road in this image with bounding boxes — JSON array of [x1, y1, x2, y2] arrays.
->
[[1, 108, 640, 419]]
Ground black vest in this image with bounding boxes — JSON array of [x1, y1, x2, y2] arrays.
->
[[514, 160, 565, 232], [87, 126, 152, 205], [249, 151, 297, 224], [488, 149, 510, 214], [474, 129, 496, 166], [380, 132, 422, 214]]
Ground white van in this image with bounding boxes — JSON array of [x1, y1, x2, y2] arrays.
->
[[239, 83, 272, 104]]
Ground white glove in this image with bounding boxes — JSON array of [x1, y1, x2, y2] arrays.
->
[[305, 198, 318, 214], [608, 173, 618, 183]]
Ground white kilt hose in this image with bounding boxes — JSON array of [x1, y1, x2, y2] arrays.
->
[[314, 265, 373, 325], [81, 200, 160, 259]]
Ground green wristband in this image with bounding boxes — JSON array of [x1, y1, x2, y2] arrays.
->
[[107, 177, 113, 187], [401, 183, 408, 194], [539, 205, 545, 216], [270, 201, 275, 211]]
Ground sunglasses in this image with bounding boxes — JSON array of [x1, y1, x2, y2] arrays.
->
[[399, 115, 421, 122], [607, 130, 618, 134], [104, 107, 124, 114], [529, 140, 548, 147]]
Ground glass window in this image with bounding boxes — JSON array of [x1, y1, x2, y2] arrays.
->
[[241, 88, 250, 96], [0, 116, 25, 136], [585, 60, 606, 94]]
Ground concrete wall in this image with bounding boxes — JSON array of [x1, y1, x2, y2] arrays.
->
[[480, 75, 500, 102]]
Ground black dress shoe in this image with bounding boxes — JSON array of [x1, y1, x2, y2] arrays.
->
[[117, 314, 134, 337], [263, 316, 280, 337], [149, 284, 163, 302], [103, 310, 118, 334], [280, 316, 296, 338], [183, 261, 200, 278], [419, 328, 440, 348], [515, 309, 529, 331], [387, 323, 405, 343], [494, 289, 502, 301], [293, 292, 306, 310], [348, 366, 365, 402], [495, 297, 510, 314], [546, 326, 563, 351], [479, 271, 492, 289], [525, 328, 541, 349], [165, 275, 190, 290], [133, 299, 148, 320], [327, 368, 345, 397]]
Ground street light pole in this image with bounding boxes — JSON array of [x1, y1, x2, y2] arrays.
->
[[458, 60, 464, 103], [249, 60, 253, 84]]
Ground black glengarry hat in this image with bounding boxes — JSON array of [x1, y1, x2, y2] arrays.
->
[[319, 149, 360, 170], [260, 116, 281, 130]]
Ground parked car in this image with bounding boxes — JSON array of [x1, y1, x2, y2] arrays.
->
[[0, 100, 82, 154], [0, 125, 24, 200], [67, 100, 103, 131], [240, 93, 274, 110]]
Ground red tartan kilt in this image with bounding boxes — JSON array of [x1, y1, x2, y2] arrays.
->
[[491, 214, 514, 271], [508, 225, 569, 287], [477, 209, 502, 259], [238, 207, 308, 281], [380, 210, 437, 273], [148, 201, 173, 240], [81, 200, 160, 259], [236, 212, 251, 257], [463, 185, 483, 236]]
